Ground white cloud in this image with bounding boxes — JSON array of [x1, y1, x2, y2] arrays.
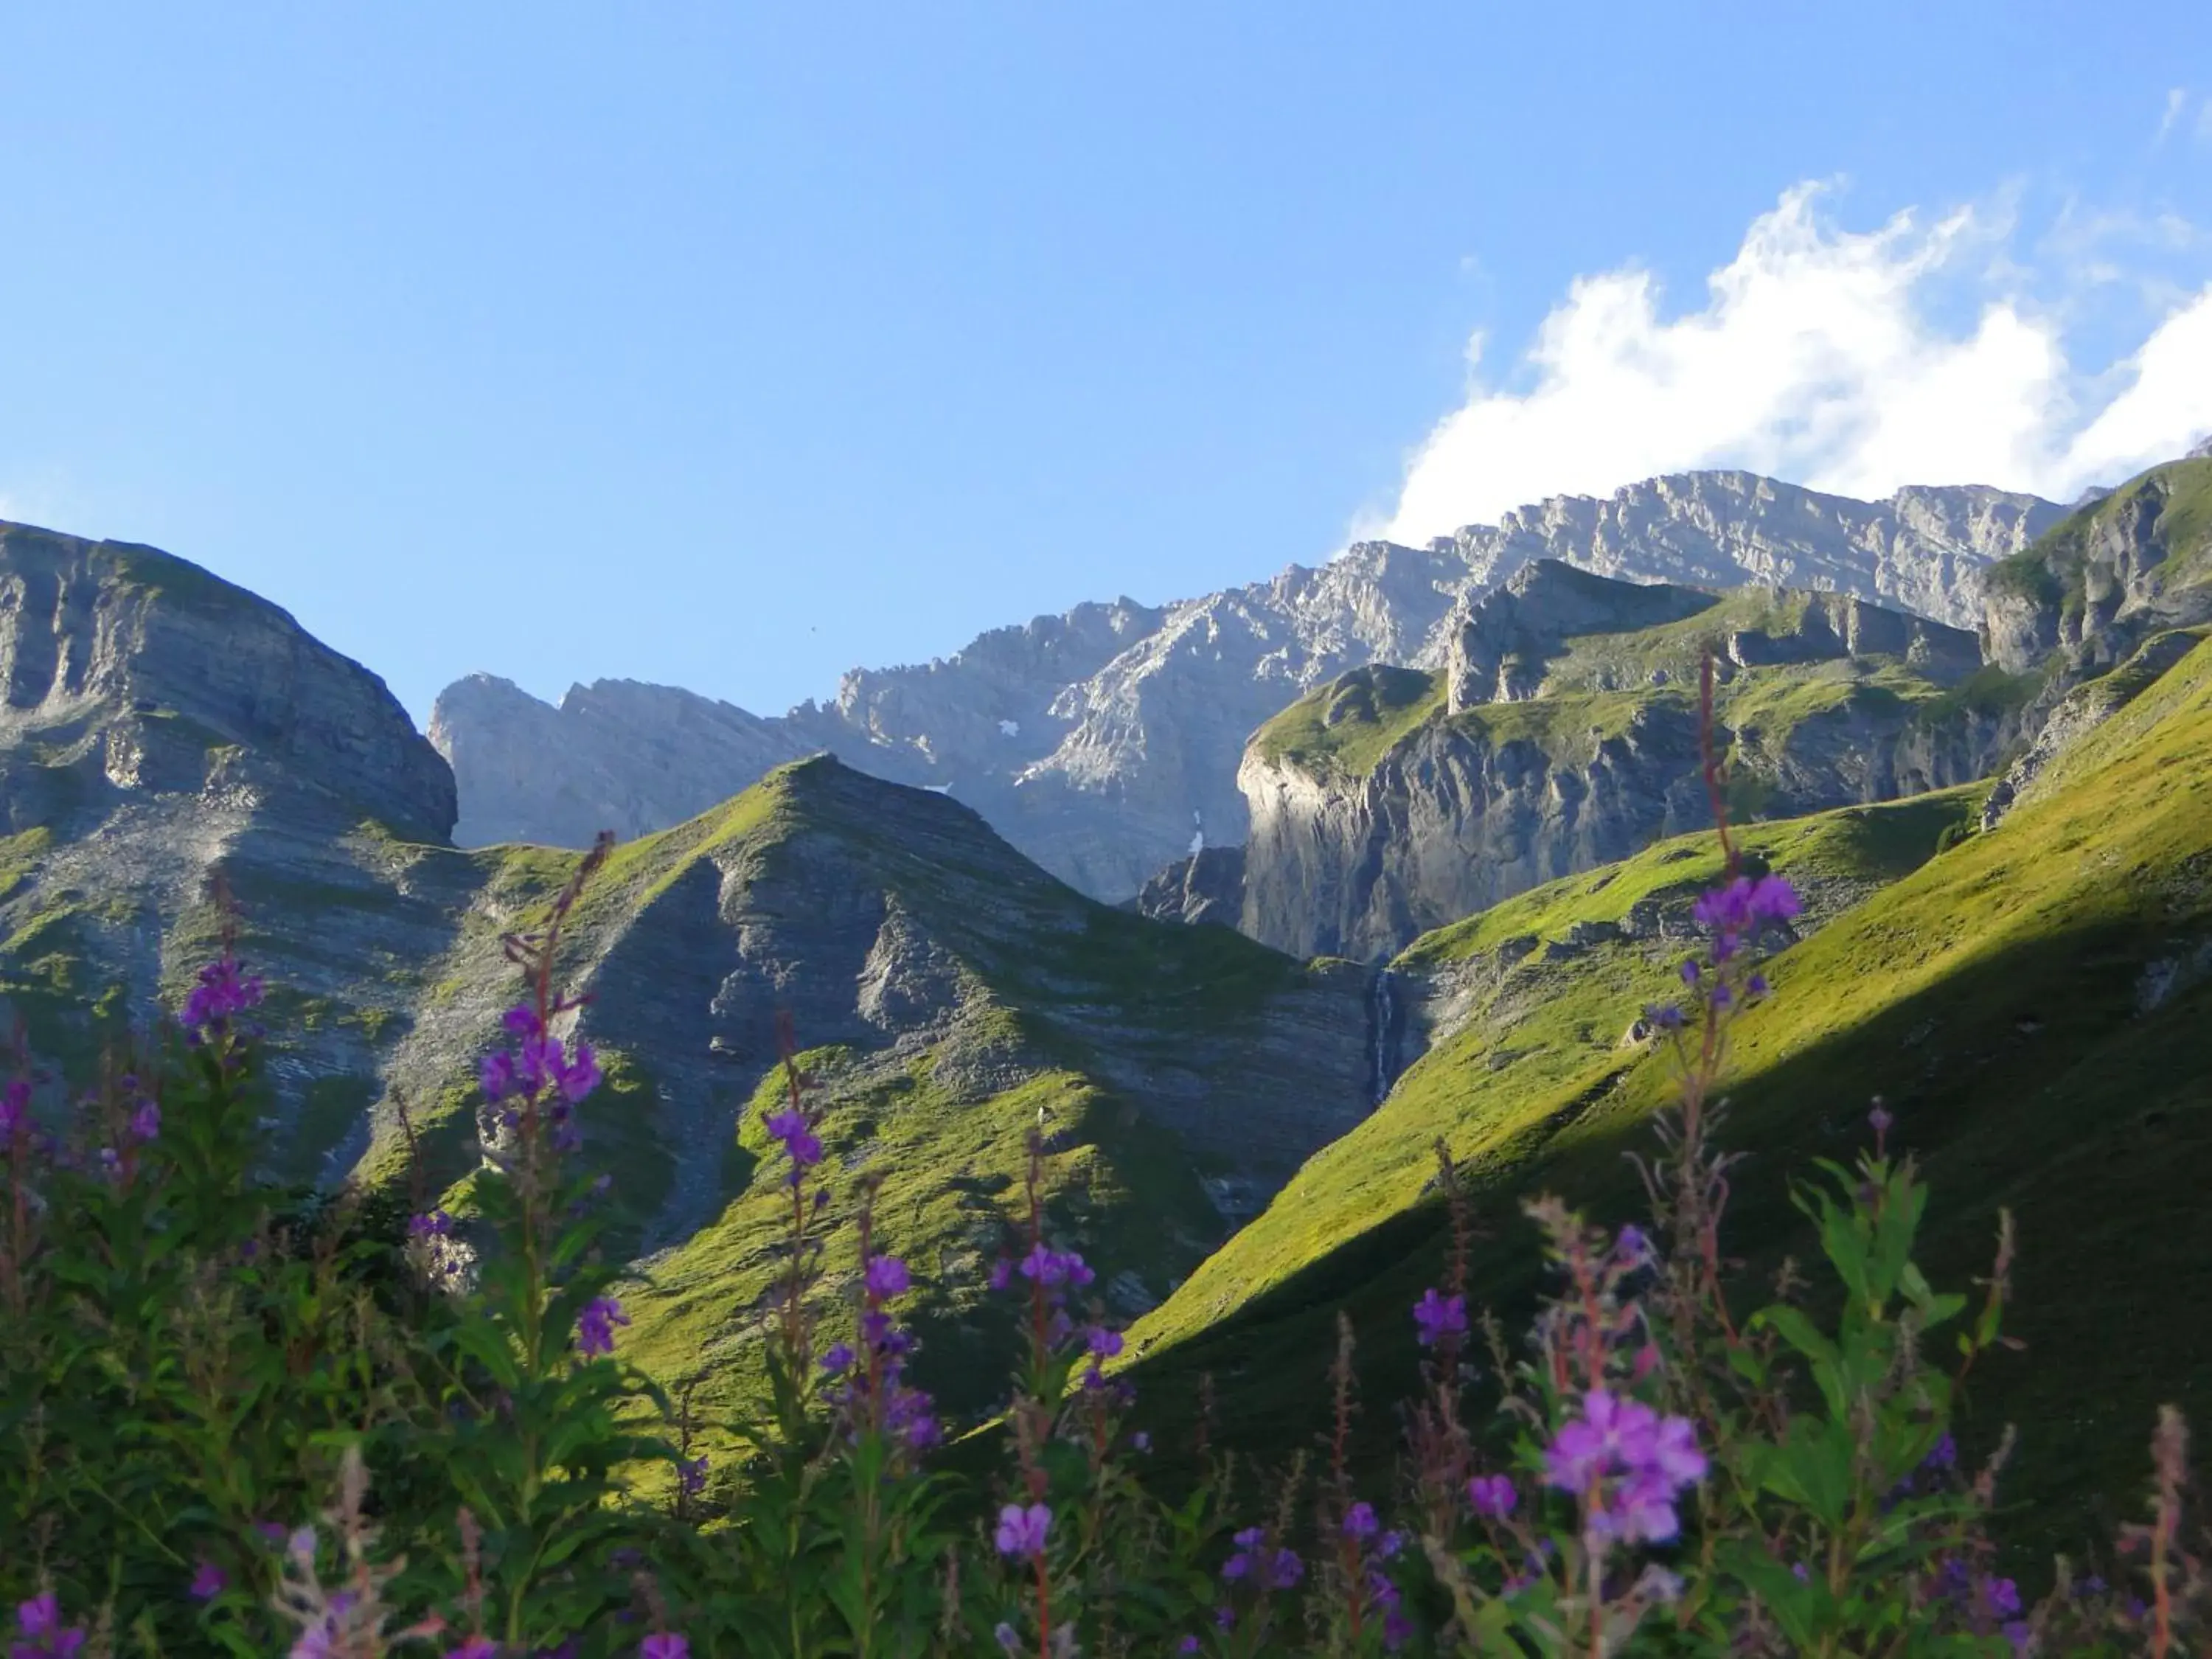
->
[[2158, 88, 2189, 144], [1376, 185, 2212, 544]]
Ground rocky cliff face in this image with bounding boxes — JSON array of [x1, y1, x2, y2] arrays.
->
[[1, 521, 454, 843], [432, 473, 2061, 900], [1979, 459, 2212, 678], [1973, 458, 2212, 827], [1239, 569, 2015, 961], [429, 674, 811, 847], [1131, 845, 1247, 929]]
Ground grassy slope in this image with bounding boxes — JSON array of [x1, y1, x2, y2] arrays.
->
[[1249, 588, 2030, 785], [378, 759, 1320, 1495], [1983, 456, 2212, 609], [1125, 639, 2212, 1557]]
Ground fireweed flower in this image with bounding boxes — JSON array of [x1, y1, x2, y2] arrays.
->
[[408, 1209, 453, 1239], [762, 1107, 823, 1172], [13, 1593, 87, 1659], [637, 1637, 688, 1659], [1543, 1388, 1707, 1546], [181, 956, 265, 1039], [576, 1295, 630, 1357], [1018, 1243, 1095, 1288], [1467, 1473, 1517, 1519], [1342, 1501, 1380, 1542], [1222, 1526, 1302, 1589], [1412, 1287, 1467, 1348], [188, 1560, 226, 1600], [819, 1342, 855, 1376], [863, 1253, 911, 1298], [995, 1502, 1051, 1559], [447, 1641, 500, 1659], [677, 1454, 709, 1498], [0, 1077, 27, 1138]]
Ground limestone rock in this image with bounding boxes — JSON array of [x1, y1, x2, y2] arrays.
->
[[432, 472, 2062, 900], [0, 520, 453, 843], [1242, 574, 2011, 961], [1132, 846, 1246, 928]]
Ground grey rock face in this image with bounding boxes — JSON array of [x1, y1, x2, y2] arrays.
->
[[434, 473, 2060, 900], [429, 674, 811, 847], [1242, 577, 2010, 961], [0, 520, 454, 843], [1979, 461, 2212, 680], [1446, 560, 1718, 710], [1133, 846, 1247, 929]]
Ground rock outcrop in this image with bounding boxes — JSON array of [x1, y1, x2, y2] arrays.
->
[[1239, 576, 2012, 961], [429, 675, 810, 847], [1979, 459, 2212, 679], [433, 473, 2062, 899], [1132, 845, 1247, 929], [1, 521, 454, 842]]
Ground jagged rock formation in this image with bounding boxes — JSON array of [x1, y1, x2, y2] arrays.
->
[[0, 524, 1374, 1255], [1976, 457, 2212, 827], [1979, 459, 2212, 680], [430, 675, 811, 847], [433, 473, 2062, 899], [1237, 569, 2014, 961], [1, 521, 454, 842], [1444, 562, 1721, 709], [1132, 846, 1247, 929]]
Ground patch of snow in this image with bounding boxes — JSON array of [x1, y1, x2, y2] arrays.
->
[[1188, 809, 1204, 857], [924, 784, 953, 796]]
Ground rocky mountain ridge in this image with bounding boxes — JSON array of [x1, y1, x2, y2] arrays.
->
[[1235, 563, 2016, 960], [0, 521, 1377, 1352], [431, 472, 2063, 898]]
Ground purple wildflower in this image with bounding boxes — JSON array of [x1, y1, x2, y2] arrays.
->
[[994, 1502, 1051, 1559], [0, 1079, 27, 1138], [1343, 1500, 1380, 1541], [1543, 1388, 1707, 1546], [762, 1107, 823, 1169], [1467, 1473, 1517, 1518], [863, 1254, 911, 1298], [1018, 1243, 1094, 1287], [447, 1641, 500, 1659], [638, 1638, 687, 1659], [1087, 1326, 1124, 1359], [1412, 1287, 1467, 1348], [576, 1295, 630, 1358], [408, 1209, 453, 1239], [13, 1593, 87, 1659], [181, 957, 265, 1037], [677, 1455, 709, 1498], [189, 1560, 226, 1601], [1222, 1526, 1267, 1581]]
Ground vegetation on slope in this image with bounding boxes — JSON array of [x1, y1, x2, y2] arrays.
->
[[1984, 456, 2212, 610], [1250, 595, 2030, 787], [1125, 636, 2212, 1559]]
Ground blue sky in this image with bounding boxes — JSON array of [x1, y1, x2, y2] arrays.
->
[[2, 3, 2208, 726]]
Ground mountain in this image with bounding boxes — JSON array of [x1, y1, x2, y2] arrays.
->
[[431, 473, 2063, 900], [1121, 619, 2212, 1553], [0, 518, 465, 1152], [1233, 562, 2018, 960], [0, 522, 1384, 1453]]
